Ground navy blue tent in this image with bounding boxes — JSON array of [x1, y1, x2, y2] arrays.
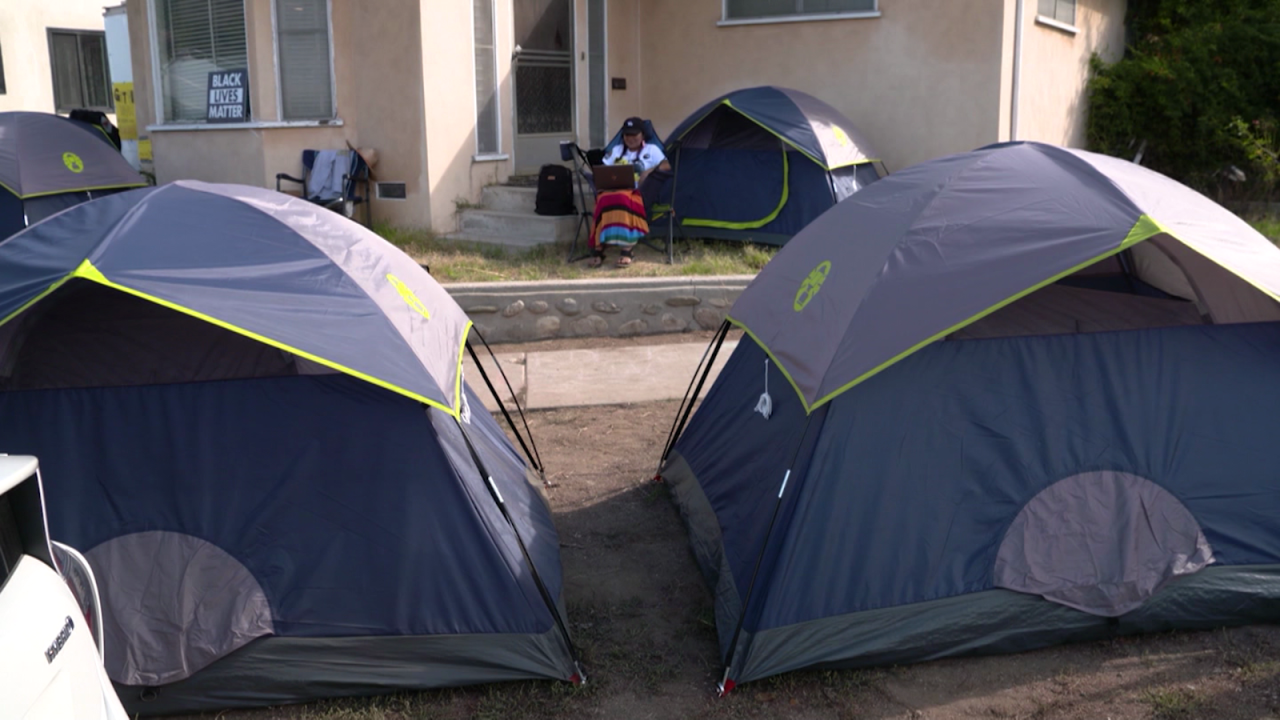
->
[[664, 86, 886, 245], [659, 142, 1280, 692], [0, 111, 145, 239], [0, 181, 578, 714]]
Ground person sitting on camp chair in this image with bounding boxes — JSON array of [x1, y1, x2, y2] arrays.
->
[[588, 117, 671, 268]]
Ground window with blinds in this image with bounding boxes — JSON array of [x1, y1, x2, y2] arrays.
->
[[473, 0, 500, 155], [156, 0, 248, 123], [1037, 0, 1077, 26], [276, 0, 334, 120], [725, 0, 877, 21], [48, 30, 112, 112]]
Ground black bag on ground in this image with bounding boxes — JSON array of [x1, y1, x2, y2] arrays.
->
[[535, 164, 575, 216]]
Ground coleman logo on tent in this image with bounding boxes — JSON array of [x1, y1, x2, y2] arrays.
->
[[62, 152, 84, 174], [386, 273, 431, 320], [832, 126, 851, 148], [794, 261, 831, 312]]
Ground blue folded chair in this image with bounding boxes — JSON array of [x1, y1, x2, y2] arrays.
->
[[276, 148, 372, 228]]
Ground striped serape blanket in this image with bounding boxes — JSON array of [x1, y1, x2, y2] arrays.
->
[[589, 189, 649, 249]]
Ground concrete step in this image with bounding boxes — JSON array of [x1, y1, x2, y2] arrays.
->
[[482, 186, 537, 213], [459, 209, 581, 245], [481, 185, 595, 215]]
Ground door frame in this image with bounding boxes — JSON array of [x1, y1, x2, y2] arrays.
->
[[511, 0, 577, 174]]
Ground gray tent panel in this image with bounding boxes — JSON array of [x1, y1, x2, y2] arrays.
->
[[114, 629, 575, 716], [993, 471, 1214, 616], [89, 531, 274, 686], [728, 142, 1280, 411], [0, 111, 145, 197], [732, 564, 1280, 685]]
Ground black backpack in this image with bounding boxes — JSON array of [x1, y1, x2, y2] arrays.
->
[[535, 164, 575, 216]]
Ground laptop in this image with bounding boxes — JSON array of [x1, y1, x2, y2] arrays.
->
[[592, 164, 636, 191]]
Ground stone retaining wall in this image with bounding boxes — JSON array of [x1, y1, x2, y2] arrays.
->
[[442, 275, 753, 344]]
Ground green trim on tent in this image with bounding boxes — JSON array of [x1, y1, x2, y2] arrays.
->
[[59, 259, 466, 419], [1121, 214, 1165, 250], [726, 316, 810, 417], [19, 181, 148, 199], [733, 213, 1183, 414], [682, 148, 790, 230], [0, 269, 80, 327], [0, 177, 147, 200]]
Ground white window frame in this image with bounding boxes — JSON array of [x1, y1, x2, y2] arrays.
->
[[270, 0, 338, 122], [1036, 0, 1078, 34], [471, 0, 505, 161], [146, 0, 341, 130], [719, 0, 880, 27], [587, 0, 608, 149], [47, 29, 113, 113]]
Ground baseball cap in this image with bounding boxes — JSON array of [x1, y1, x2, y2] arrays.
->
[[622, 117, 644, 134]]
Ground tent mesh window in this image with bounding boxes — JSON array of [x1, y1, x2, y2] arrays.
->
[[948, 249, 1209, 342], [0, 282, 317, 391]]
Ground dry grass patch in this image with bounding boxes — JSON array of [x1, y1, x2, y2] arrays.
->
[[376, 225, 775, 283]]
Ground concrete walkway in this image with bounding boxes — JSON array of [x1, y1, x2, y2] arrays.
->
[[463, 340, 739, 411]]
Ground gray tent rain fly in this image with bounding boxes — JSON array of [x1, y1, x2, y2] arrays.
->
[[658, 141, 1280, 693], [0, 181, 576, 714], [0, 111, 146, 239]]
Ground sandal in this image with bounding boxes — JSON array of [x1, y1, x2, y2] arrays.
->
[[587, 250, 605, 268], [616, 250, 634, 268]]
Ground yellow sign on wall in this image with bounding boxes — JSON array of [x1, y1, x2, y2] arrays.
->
[[112, 82, 137, 141], [138, 138, 152, 162]]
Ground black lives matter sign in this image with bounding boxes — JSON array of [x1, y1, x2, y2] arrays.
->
[[206, 69, 249, 123]]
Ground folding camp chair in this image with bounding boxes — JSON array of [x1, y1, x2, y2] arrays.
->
[[562, 121, 681, 265], [276, 147, 372, 228]]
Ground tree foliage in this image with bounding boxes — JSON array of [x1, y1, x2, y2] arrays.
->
[[1087, 0, 1280, 198]]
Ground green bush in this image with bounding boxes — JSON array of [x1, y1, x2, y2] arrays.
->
[[1087, 0, 1280, 200]]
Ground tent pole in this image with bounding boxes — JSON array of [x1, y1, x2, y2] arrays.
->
[[717, 412, 816, 696], [465, 332, 544, 474], [667, 144, 682, 265], [454, 418, 586, 683], [656, 319, 730, 480]]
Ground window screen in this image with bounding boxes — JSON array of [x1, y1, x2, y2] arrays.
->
[[276, 0, 334, 120], [48, 30, 111, 112], [1037, 0, 1077, 25], [473, 0, 500, 154], [725, 0, 876, 21], [155, 0, 248, 122]]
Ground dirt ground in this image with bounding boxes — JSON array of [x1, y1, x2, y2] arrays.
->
[[171, 394, 1280, 720]]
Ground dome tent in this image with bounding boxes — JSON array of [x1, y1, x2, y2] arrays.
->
[[663, 86, 886, 246], [0, 181, 579, 714], [659, 141, 1280, 692], [0, 111, 145, 239]]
